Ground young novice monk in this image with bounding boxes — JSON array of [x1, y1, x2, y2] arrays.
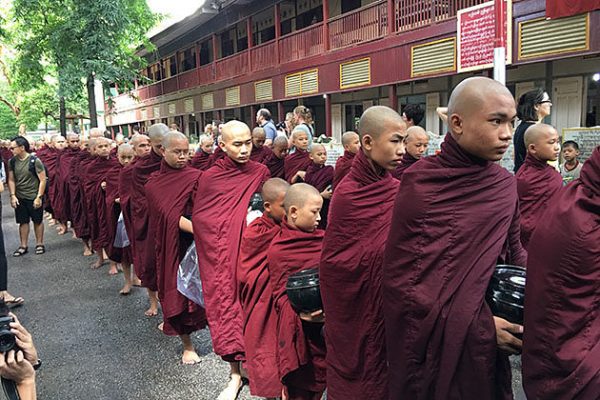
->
[[332, 131, 360, 189], [320, 106, 405, 400], [268, 183, 326, 400], [559, 140, 583, 185], [265, 135, 289, 179], [393, 125, 428, 180], [516, 123, 563, 249], [238, 178, 290, 399], [145, 132, 207, 365], [303, 144, 333, 229], [250, 127, 273, 164], [190, 134, 214, 171], [284, 130, 311, 183]]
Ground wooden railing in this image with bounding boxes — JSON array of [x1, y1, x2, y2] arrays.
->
[[179, 68, 199, 90], [329, 1, 388, 50], [396, 0, 489, 32], [215, 51, 249, 81], [162, 75, 179, 93], [198, 63, 214, 85], [278, 23, 324, 64], [250, 41, 278, 71]]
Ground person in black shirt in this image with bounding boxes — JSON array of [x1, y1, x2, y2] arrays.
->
[[513, 88, 552, 173]]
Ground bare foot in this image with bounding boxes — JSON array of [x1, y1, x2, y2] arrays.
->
[[90, 260, 104, 269], [182, 349, 201, 365], [48, 219, 56, 226], [108, 263, 119, 275], [157, 321, 164, 331], [144, 307, 158, 317], [132, 277, 142, 287], [119, 284, 131, 295], [217, 377, 243, 400], [83, 248, 93, 256]]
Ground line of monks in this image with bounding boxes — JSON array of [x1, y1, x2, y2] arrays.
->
[[13, 76, 599, 400]]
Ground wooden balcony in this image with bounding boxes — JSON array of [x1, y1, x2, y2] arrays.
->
[[215, 51, 249, 81], [250, 41, 278, 71], [279, 23, 325, 64], [329, 1, 388, 50]]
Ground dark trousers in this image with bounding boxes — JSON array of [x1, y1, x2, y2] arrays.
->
[[0, 201, 7, 291]]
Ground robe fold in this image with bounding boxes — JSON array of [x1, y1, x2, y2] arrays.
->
[[39, 147, 59, 214], [118, 161, 137, 264], [105, 162, 132, 264], [238, 214, 282, 397], [284, 149, 311, 183], [382, 133, 527, 400], [192, 156, 269, 361], [268, 222, 326, 399], [250, 145, 273, 164], [69, 151, 93, 239], [332, 150, 355, 190], [146, 161, 207, 336], [131, 149, 163, 290], [516, 154, 563, 249], [265, 152, 286, 179], [190, 150, 211, 171], [392, 152, 419, 180], [320, 150, 398, 400], [304, 163, 333, 230], [57, 147, 79, 223], [522, 146, 600, 400], [207, 146, 226, 168]]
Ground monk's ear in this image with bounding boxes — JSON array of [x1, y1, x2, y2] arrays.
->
[[288, 205, 298, 220], [218, 141, 227, 152], [159, 146, 166, 157], [449, 114, 463, 136], [362, 134, 374, 151], [263, 201, 272, 214]]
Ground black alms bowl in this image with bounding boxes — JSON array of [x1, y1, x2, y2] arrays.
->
[[286, 268, 322, 314], [249, 193, 264, 212], [486, 264, 526, 326]]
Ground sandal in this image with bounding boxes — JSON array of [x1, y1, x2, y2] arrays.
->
[[5, 297, 24, 308], [35, 245, 45, 255], [12, 247, 28, 257]]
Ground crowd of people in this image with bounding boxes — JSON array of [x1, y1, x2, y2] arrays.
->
[[0, 76, 597, 400]]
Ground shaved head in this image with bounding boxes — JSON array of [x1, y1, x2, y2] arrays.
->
[[310, 144, 325, 155], [284, 183, 321, 213], [148, 123, 169, 142], [199, 134, 213, 146], [221, 120, 251, 142], [118, 143, 134, 155], [358, 106, 406, 140], [273, 135, 288, 148], [89, 127, 104, 139], [220, 121, 253, 163], [262, 178, 290, 203], [448, 77, 512, 120], [405, 126, 428, 143], [162, 131, 188, 149], [524, 123, 555, 147], [66, 133, 79, 140], [524, 123, 560, 161], [130, 133, 150, 146], [252, 127, 266, 140], [342, 131, 359, 146]]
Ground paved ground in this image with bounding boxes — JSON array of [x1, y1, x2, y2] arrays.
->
[[2, 193, 527, 399]]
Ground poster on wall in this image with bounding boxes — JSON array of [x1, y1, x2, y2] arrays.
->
[[562, 127, 600, 162], [457, 0, 512, 72]]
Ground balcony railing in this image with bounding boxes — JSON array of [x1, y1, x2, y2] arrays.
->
[[198, 63, 215, 85], [329, 1, 388, 50], [250, 40, 278, 71], [179, 68, 199, 90], [279, 23, 325, 64], [396, 0, 488, 32], [215, 51, 249, 81]]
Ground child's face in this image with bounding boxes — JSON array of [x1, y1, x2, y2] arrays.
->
[[96, 142, 111, 158], [310, 147, 327, 166], [562, 145, 579, 162], [252, 133, 266, 148], [289, 194, 323, 232], [293, 132, 309, 151], [405, 135, 429, 159], [344, 136, 361, 154], [118, 151, 134, 167], [264, 192, 286, 223], [531, 128, 560, 162], [201, 140, 213, 154]]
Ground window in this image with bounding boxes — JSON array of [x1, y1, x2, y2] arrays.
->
[[150, 63, 162, 81], [163, 55, 177, 78], [199, 39, 213, 65], [179, 47, 197, 72]]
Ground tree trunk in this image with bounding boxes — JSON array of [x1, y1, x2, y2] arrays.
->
[[87, 74, 98, 128], [60, 96, 67, 136]]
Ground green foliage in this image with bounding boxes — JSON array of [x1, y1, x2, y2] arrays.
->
[[0, 104, 19, 139]]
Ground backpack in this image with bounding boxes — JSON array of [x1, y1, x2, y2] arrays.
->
[[9, 155, 49, 194]]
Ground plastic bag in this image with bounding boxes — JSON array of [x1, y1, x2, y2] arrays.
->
[[177, 242, 204, 307], [113, 212, 130, 248]]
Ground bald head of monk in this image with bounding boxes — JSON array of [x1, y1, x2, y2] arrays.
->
[[147, 123, 170, 155], [130, 134, 151, 158], [117, 144, 135, 167], [291, 129, 309, 151], [95, 137, 111, 158], [161, 131, 190, 169], [261, 178, 290, 223], [89, 127, 104, 139], [252, 127, 266, 149], [447, 77, 516, 161], [272, 135, 289, 159], [342, 131, 360, 154], [219, 120, 252, 164], [358, 105, 406, 170], [404, 126, 429, 159], [524, 123, 560, 162], [66, 133, 80, 149], [309, 144, 327, 166], [51, 134, 67, 151], [284, 183, 323, 233], [199, 134, 214, 154]]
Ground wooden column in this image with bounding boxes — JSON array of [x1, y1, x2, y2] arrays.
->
[[389, 84, 398, 112], [325, 94, 332, 136], [275, 4, 281, 65], [278, 101, 284, 123], [212, 34, 219, 62], [195, 42, 202, 83], [323, 0, 330, 51], [387, 0, 395, 35], [250, 105, 257, 127]]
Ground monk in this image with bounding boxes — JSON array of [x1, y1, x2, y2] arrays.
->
[[332, 131, 360, 189], [265, 135, 289, 179], [303, 144, 333, 229], [47, 135, 68, 235], [284, 129, 311, 183], [58, 134, 81, 233], [190, 134, 213, 170], [192, 120, 270, 400], [250, 127, 273, 163], [118, 134, 151, 293], [320, 106, 405, 400], [268, 183, 326, 400], [69, 138, 94, 255], [393, 125, 429, 180], [145, 132, 207, 364], [131, 123, 169, 317], [522, 145, 600, 400], [383, 77, 527, 400], [38, 135, 62, 225], [516, 123, 563, 250], [238, 178, 290, 398]]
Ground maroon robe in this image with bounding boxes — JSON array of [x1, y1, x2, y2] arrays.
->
[[105, 162, 132, 264], [392, 152, 419, 180], [332, 151, 355, 190], [192, 157, 270, 361], [57, 147, 79, 222], [284, 149, 311, 183], [146, 162, 207, 336], [304, 162, 333, 230], [522, 146, 600, 400], [320, 150, 398, 400], [130, 149, 163, 290], [49, 150, 69, 223], [39, 147, 60, 214], [69, 151, 93, 239], [265, 152, 286, 179], [268, 222, 326, 400], [250, 145, 273, 164], [118, 161, 137, 263], [516, 154, 563, 249], [382, 134, 527, 400], [238, 214, 282, 397], [189, 150, 211, 171], [207, 146, 226, 168]]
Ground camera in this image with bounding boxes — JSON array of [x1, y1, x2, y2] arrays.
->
[[0, 300, 16, 354]]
